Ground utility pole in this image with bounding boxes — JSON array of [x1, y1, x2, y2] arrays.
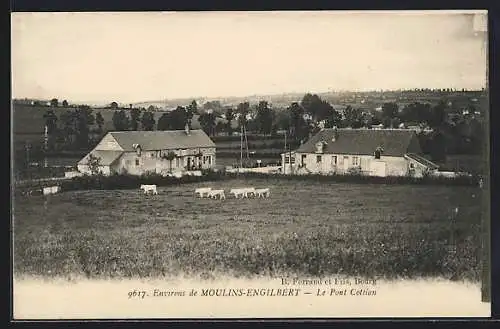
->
[[284, 130, 287, 174], [240, 124, 243, 173], [44, 125, 49, 168], [244, 124, 249, 161], [289, 128, 292, 175], [25, 141, 31, 180]]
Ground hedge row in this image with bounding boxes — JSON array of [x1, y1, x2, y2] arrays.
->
[[225, 172, 481, 187], [56, 169, 481, 193], [60, 170, 226, 192]]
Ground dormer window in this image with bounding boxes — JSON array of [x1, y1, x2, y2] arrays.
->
[[133, 143, 142, 156], [315, 141, 326, 153], [374, 146, 383, 160]]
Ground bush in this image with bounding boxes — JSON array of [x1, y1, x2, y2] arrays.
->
[[60, 170, 227, 192], [222, 172, 479, 187]]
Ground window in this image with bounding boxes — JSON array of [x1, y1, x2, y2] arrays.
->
[[332, 155, 337, 165], [135, 159, 140, 166], [410, 163, 415, 169], [301, 154, 307, 166], [208, 156, 212, 165], [316, 155, 322, 163], [352, 156, 360, 166]]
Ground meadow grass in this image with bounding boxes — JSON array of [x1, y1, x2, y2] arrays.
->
[[13, 179, 484, 281]]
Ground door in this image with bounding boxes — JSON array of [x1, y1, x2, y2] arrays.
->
[[343, 156, 349, 172], [331, 155, 337, 173]]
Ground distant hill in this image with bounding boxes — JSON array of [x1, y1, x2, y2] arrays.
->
[[131, 89, 488, 111]]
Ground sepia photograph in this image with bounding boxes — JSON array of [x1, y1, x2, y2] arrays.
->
[[11, 10, 491, 319]]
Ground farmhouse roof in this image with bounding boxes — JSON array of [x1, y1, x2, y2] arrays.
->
[[78, 150, 123, 166], [107, 129, 216, 151], [295, 128, 421, 157]]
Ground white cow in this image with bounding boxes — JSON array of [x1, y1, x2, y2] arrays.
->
[[208, 189, 226, 200], [244, 187, 256, 197], [195, 187, 212, 198], [230, 187, 255, 198], [255, 188, 270, 198], [140, 184, 158, 195], [43, 186, 60, 196]]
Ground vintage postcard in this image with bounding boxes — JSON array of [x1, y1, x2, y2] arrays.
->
[[11, 10, 491, 319]]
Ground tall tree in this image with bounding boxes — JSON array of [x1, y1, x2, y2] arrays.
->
[[95, 112, 104, 133], [157, 113, 170, 131], [60, 110, 76, 148], [187, 100, 199, 115], [141, 111, 156, 131], [50, 98, 59, 107], [381, 102, 399, 121], [62, 100, 69, 107], [170, 106, 189, 130], [203, 100, 222, 113], [112, 110, 130, 131], [255, 101, 274, 135], [110, 101, 119, 110], [324, 107, 342, 128], [225, 107, 234, 135], [43, 110, 58, 151], [74, 106, 95, 149], [275, 110, 291, 131], [427, 101, 447, 129], [399, 102, 432, 124], [343, 106, 364, 128], [300, 93, 333, 121], [288, 102, 308, 142], [198, 112, 217, 136], [236, 102, 250, 131], [157, 107, 188, 130], [185, 101, 197, 128], [130, 108, 141, 130]]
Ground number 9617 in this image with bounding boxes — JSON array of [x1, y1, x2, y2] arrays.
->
[[128, 289, 147, 299]]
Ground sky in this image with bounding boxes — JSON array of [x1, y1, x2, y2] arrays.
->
[[11, 11, 488, 104]]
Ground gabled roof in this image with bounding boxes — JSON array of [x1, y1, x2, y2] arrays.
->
[[106, 129, 216, 151], [295, 128, 421, 157], [405, 153, 439, 170], [78, 150, 123, 166]]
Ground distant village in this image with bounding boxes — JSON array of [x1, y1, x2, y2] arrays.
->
[[12, 88, 487, 181]]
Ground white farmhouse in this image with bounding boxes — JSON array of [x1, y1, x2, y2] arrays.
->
[[78, 125, 216, 176], [281, 128, 439, 177]]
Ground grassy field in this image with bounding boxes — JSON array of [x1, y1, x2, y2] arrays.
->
[[13, 178, 484, 281]]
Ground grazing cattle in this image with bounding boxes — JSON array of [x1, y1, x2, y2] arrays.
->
[[255, 188, 270, 198], [140, 184, 158, 195], [195, 187, 212, 198], [208, 189, 225, 200], [230, 187, 255, 198], [243, 187, 256, 198], [43, 186, 60, 196], [230, 188, 246, 199]]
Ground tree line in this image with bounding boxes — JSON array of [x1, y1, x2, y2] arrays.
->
[[42, 93, 485, 160]]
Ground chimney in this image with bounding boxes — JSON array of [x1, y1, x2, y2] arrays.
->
[[332, 126, 338, 142], [185, 122, 190, 135]]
